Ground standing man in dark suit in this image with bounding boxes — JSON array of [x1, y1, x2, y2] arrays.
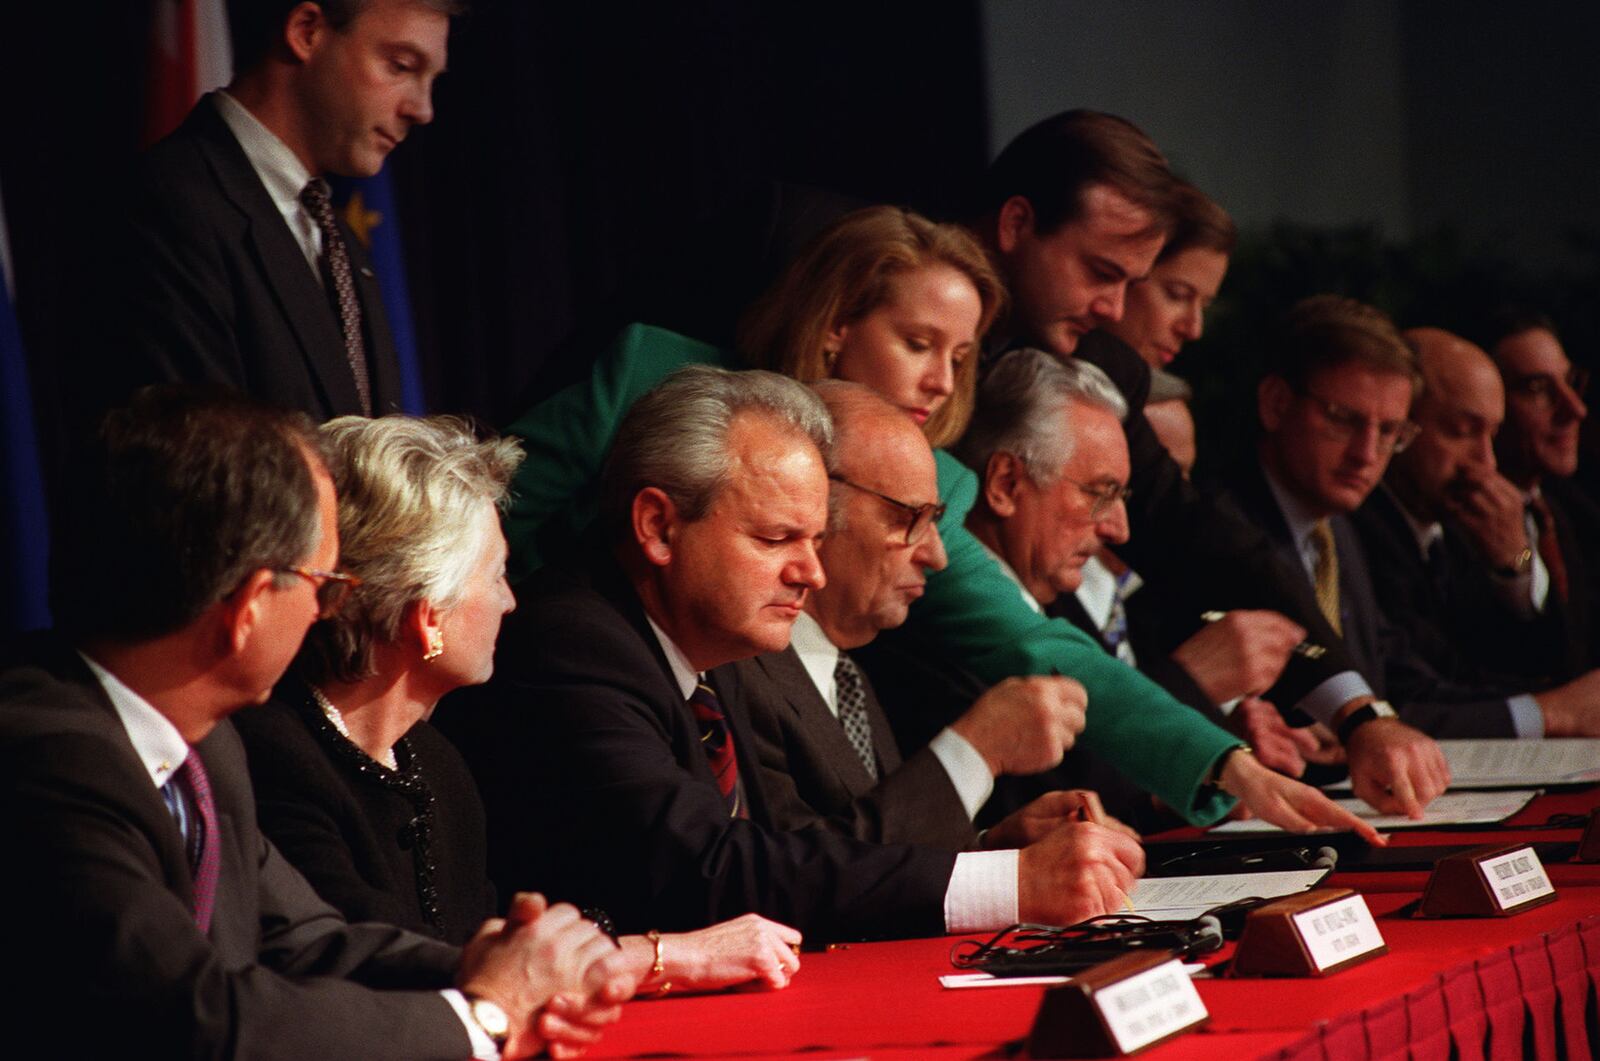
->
[[465, 365, 1145, 943], [1223, 297, 1596, 739], [89, 0, 456, 425], [734, 381, 1114, 850], [958, 109, 1447, 814], [1, 386, 631, 1058]]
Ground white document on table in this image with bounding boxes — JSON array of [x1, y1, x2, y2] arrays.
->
[[1210, 789, 1539, 834], [1324, 739, 1600, 791], [940, 963, 1205, 990], [1128, 868, 1330, 920]]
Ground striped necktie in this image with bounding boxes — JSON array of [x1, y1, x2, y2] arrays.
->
[[688, 680, 746, 818]]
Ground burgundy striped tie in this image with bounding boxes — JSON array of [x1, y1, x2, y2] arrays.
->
[[688, 680, 746, 818]]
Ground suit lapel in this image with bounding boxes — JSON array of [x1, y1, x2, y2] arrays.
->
[[754, 647, 885, 792], [190, 95, 362, 417], [48, 642, 199, 911]]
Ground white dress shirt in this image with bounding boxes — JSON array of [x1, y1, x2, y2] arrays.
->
[[213, 90, 325, 281]]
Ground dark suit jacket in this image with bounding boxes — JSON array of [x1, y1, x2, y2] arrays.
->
[[87, 93, 402, 426], [235, 677, 497, 946], [1538, 479, 1600, 677], [1351, 484, 1567, 688], [730, 645, 976, 849], [446, 557, 957, 942], [0, 637, 469, 1059], [1072, 331, 1363, 717], [1218, 461, 1521, 737]]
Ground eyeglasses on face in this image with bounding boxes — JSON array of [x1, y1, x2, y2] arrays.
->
[[1058, 476, 1132, 520], [1299, 390, 1420, 454], [279, 566, 362, 619], [1505, 366, 1590, 406], [828, 475, 946, 546]]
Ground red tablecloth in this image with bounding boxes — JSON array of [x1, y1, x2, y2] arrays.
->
[[586, 791, 1600, 1059]]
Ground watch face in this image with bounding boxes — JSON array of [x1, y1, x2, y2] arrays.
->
[[471, 999, 510, 1039]]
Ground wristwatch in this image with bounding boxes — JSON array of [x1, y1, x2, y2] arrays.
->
[[1335, 699, 1397, 744], [1492, 547, 1533, 579], [466, 995, 510, 1051]]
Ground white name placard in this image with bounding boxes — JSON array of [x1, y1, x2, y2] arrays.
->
[[1291, 893, 1385, 972], [1095, 957, 1208, 1054], [1478, 845, 1555, 911]]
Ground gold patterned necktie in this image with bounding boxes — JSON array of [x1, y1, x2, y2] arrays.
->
[[1310, 518, 1342, 636]]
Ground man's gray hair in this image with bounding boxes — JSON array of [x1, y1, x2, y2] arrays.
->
[[600, 364, 834, 528], [954, 348, 1127, 484], [298, 415, 525, 684]]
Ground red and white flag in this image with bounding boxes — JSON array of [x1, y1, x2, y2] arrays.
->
[[143, 0, 233, 147]]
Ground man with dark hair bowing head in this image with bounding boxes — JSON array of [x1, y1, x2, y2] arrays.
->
[[88, 0, 457, 425], [962, 109, 1449, 815], [0, 387, 631, 1058], [463, 365, 1144, 943]]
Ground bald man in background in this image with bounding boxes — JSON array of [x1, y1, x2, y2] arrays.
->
[[1352, 327, 1600, 736]]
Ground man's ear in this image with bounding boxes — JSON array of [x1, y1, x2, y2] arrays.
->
[[995, 196, 1036, 256], [1258, 375, 1292, 433], [982, 451, 1028, 518], [283, 1, 328, 63], [220, 568, 279, 656], [632, 487, 680, 568]]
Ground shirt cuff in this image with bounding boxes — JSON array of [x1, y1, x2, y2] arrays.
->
[[929, 727, 996, 820], [1507, 694, 1545, 738], [1292, 670, 1375, 727], [944, 848, 1020, 933], [441, 988, 501, 1061]]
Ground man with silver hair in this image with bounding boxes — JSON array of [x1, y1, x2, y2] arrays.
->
[[467, 364, 1150, 941], [958, 348, 1134, 611]]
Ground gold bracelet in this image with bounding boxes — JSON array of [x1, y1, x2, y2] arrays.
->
[[645, 929, 671, 997], [1214, 744, 1255, 798]]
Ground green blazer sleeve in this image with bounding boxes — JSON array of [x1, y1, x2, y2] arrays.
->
[[501, 323, 1238, 825], [922, 452, 1239, 826], [503, 323, 734, 581]]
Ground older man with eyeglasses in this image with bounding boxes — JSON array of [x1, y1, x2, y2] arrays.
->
[[730, 380, 1123, 859]]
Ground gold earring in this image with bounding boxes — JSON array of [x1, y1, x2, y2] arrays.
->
[[423, 631, 445, 661]]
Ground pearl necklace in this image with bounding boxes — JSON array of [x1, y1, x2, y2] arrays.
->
[[307, 684, 399, 771]]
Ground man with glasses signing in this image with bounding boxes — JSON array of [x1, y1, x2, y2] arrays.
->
[[733, 380, 1106, 855]]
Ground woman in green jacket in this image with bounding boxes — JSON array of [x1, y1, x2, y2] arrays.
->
[[503, 206, 1376, 840]]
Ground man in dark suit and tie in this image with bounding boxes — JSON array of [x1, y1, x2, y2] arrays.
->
[[88, 0, 457, 425], [957, 109, 1448, 814], [1353, 327, 1600, 720], [1485, 310, 1600, 683], [1221, 297, 1590, 741], [733, 381, 1107, 850], [463, 365, 1145, 943], [0, 387, 630, 1058]]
